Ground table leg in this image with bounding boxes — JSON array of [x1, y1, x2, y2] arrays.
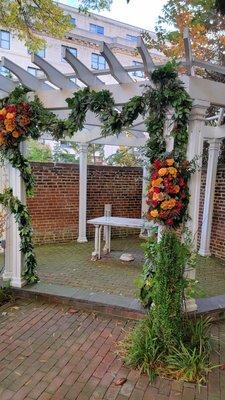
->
[[103, 225, 111, 254], [92, 225, 100, 260]]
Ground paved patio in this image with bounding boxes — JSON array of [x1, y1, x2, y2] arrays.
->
[[1, 236, 225, 298], [0, 298, 224, 400]]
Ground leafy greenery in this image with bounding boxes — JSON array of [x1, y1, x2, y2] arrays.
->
[[27, 139, 53, 163], [0, 86, 66, 194], [0, 0, 73, 52], [106, 146, 142, 167], [144, 0, 225, 68], [66, 61, 192, 163], [0, 188, 38, 284], [119, 231, 213, 383]]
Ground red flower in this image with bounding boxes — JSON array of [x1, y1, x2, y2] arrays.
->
[[6, 105, 17, 113], [153, 160, 162, 170], [153, 187, 160, 194], [165, 218, 174, 226], [181, 192, 186, 199], [179, 177, 186, 187], [0, 114, 5, 121], [152, 200, 159, 208], [152, 171, 158, 180]]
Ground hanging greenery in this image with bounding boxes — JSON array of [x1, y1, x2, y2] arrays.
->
[[0, 188, 38, 284], [0, 86, 66, 195], [65, 60, 192, 163]]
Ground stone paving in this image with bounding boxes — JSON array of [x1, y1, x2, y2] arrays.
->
[[1, 236, 225, 298], [1, 298, 224, 400]]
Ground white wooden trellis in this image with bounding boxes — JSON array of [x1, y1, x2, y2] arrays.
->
[[0, 28, 225, 296]]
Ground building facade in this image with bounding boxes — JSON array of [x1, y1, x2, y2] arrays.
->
[[0, 2, 160, 84]]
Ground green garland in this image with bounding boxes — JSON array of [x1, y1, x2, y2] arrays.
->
[[0, 188, 38, 284], [65, 61, 192, 162], [0, 87, 67, 194]]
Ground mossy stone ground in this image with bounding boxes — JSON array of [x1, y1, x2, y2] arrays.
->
[[0, 236, 225, 297]]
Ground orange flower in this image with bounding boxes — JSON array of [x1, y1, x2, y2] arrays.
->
[[166, 158, 174, 166], [20, 115, 30, 126], [5, 112, 16, 120], [150, 209, 159, 218], [152, 178, 163, 187], [0, 108, 7, 117], [153, 192, 164, 201], [0, 131, 6, 145], [173, 185, 180, 194], [12, 130, 21, 138], [160, 199, 177, 210], [168, 167, 177, 176], [158, 167, 168, 177], [4, 120, 16, 132]]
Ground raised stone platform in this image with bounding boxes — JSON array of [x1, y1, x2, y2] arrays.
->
[[12, 282, 225, 321]]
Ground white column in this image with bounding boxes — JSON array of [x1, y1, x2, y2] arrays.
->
[[3, 143, 26, 287], [186, 100, 210, 249], [0, 163, 6, 254], [141, 164, 148, 217], [77, 143, 88, 243], [199, 139, 221, 256]]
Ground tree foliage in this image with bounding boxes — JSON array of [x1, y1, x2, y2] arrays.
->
[[27, 139, 53, 162], [0, 0, 72, 52], [144, 0, 225, 65]]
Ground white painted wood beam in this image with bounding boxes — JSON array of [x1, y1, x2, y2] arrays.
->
[[63, 48, 104, 88], [204, 125, 225, 139], [1, 57, 51, 91], [0, 75, 17, 93], [183, 27, 195, 76], [36, 80, 151, 110], [137, 36, 156, 77], [31, 54, 78, 89], [100, 42, 133, 84]]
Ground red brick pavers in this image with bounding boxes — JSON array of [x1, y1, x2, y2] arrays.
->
[[0, 299, 221, 399]]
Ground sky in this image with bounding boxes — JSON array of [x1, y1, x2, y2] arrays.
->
[[60, 0, 167, 31]]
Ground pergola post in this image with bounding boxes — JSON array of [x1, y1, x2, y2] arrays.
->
[[199, 138, 221, 256], [186, 100, 210, 248], [0, 164, 6, 254], [184, 100, 209, 312], [77, 143, 88, 243], [3, 144, 26, 287], [141, 164, 148, 217]]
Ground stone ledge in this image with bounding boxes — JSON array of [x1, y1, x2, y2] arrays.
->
[[12, 282, 225, 321]]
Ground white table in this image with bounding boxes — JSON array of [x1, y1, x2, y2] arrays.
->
[[87, 216, 153, 259]]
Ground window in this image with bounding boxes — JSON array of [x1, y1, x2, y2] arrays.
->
[[0, 30, 10, 49], [27, 67, 42, 78], [132, 61, 144, 78], [28, 47, 46, 58], [37, 48, 46, 58], [70, 17, 76, 26], [126, 34, 138, 43], [61, 45, 77, 61], [91, 53, 107, 70], [0, 66, 10, 77], [90, 23, 104, 35]]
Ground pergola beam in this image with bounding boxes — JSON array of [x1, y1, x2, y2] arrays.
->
[[1, 57, 51, 91], [137, 36, 156, 77], [63, 48, 104, 88], [0, 75, 17, 93], [100, 42, 133, 84], [31, 54, 78, 89], [183, 27, 195, 76]]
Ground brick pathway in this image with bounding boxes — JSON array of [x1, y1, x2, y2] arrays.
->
[[0, 299, 224, 399]]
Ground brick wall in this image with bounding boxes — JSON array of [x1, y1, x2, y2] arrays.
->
[[199, 166, 225, 260], [28, 162, 225, 259], [27, 162, 143, 244]]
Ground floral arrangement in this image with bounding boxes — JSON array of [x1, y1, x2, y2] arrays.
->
[[147, 157, 191, 228], [0, 102, 31, 147]]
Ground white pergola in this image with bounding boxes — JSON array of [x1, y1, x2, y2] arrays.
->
[[0, 30, 225, 288]]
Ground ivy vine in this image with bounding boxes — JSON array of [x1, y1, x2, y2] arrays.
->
[[0, 188, 38, 284]]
